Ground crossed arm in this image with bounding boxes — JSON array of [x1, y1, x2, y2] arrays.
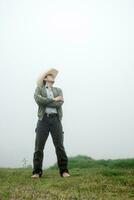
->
[[34, 86, 64, 108]]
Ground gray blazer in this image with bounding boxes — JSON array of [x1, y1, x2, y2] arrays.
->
[[34, 85, 63, 121]]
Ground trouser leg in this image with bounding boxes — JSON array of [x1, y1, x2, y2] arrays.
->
[[50, 116, 69, 176], [33, 117, 49, 176]]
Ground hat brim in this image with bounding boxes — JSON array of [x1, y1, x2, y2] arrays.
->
[[37, 68, 59, 87]]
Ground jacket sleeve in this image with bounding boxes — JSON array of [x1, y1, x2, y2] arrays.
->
[[47, 88, 64, 108], [47, 101, 64, 108], [34, 86, 54, 106]]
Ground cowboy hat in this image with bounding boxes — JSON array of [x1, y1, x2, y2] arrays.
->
[[37, 68, 59, 87]]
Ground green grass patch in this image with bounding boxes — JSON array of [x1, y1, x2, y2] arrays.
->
[[0, 155, 134, 200]]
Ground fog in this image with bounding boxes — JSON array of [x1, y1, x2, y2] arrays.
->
[[0, 0, 134, 168]]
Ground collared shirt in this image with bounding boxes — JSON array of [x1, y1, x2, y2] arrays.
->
[[45, 84, 57, 114]]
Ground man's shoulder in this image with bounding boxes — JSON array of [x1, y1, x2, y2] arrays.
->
[[53, 86, 62, 91], [35, 85, 45, 90]]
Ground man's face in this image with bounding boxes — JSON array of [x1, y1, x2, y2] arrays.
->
[[44, 74, 55, 84]]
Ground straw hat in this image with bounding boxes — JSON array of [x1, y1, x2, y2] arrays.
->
[[37, 68, 59, 87]]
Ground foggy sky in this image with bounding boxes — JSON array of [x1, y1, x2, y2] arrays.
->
[[0, 0, 134, 168]]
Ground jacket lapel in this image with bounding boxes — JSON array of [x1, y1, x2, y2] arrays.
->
[[41, 85, 58, 98], [52, 87, 57, 97], [41, 85, 47, 97]]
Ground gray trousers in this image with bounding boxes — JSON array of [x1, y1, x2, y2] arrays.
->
[[32, 113, 69, 176]]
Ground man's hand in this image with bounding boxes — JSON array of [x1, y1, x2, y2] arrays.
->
[[53, 96, 64, 102]]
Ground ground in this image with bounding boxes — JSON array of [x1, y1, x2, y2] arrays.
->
[[0, 166, 134, 200]]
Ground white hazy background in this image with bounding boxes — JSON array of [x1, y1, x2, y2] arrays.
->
[[0, 0, 134, 168]]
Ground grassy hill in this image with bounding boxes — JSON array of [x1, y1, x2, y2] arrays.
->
[[50, 155, 134, 170], [0, 155, 134, 200]]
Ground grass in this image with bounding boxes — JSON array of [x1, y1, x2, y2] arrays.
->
[[0, 155, 134, 200]]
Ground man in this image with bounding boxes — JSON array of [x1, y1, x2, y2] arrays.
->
[[32, 68, 70, 178]]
